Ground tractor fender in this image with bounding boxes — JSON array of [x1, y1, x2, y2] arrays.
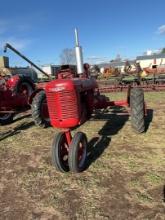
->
[[29, 89, 44, 105], [6, 75, 35, 94]]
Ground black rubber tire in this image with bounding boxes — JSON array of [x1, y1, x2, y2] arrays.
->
[[52, 132, 69, 172], [31, 90, 50, 128], [130, 88, 145, 133], [0, 113, 14, 125], [68, 132, 88, 173]]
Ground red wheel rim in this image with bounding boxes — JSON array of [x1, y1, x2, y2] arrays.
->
[[19, 84, 29, 96]]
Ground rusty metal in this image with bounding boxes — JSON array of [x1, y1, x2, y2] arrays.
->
[[98, 84, 165, 93]]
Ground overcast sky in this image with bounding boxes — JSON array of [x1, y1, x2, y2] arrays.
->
[[0, 0, 165, 66]]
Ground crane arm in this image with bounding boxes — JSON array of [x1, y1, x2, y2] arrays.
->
[[4, 43, 51, 80]]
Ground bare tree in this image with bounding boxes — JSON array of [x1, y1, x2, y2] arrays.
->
[[60, 48, 76, 65], [115, 54, 122, 61]]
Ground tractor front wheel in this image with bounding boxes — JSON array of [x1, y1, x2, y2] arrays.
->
[[52, 132, 69, 172], [130, 88, 145, 133], [31, 90, 50, 128], [68, 132, 87, 173]]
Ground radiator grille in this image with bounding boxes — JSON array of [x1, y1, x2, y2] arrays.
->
[[46, 90, 79, 120]]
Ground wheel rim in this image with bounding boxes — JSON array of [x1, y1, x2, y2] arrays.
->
[[78, 140, 87, 168], [18, 83, 31, 96], [0, 113, 12, 120]]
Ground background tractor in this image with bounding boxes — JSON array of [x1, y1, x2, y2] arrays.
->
[[0, 73, 35, 124], [0, 43, 51, 125]]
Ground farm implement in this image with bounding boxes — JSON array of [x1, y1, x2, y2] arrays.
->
[[98, 83, 165, 93], [97, 60, 165, 93]]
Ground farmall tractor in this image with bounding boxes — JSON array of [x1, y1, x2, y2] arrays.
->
[[44, 29, 146, 173]]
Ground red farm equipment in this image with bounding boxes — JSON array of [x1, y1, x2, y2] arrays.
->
[[44, 29, 147, 173], [0, 43, 51, 125], [0, 73, 35, 124]]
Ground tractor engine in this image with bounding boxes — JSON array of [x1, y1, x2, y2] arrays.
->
[[45, 78, 98, 128]]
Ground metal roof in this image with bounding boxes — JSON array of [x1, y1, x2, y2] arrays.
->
[[98, 60, 136, 68], [137, 53, 165, 60]]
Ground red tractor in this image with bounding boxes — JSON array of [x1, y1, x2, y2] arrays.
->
[[0, 43, 51, 125], [44, 29, 146, 173], [0, 74, 35, 124]]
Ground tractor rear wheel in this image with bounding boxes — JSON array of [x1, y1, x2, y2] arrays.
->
[[31, 90, 50, 128], [52, 132, 69, 172], [130, 88, 145, 133], [68, 132, 87, 173], [0, 113, 14, 125]]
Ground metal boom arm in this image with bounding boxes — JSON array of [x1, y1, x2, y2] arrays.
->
[[4, 43, 51, 79]]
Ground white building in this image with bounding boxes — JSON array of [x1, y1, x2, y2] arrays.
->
[[136, 53, 165, 69], [42, 64, 61, 76], [98, 53, 165, 73], [99, 60, 136, 73]]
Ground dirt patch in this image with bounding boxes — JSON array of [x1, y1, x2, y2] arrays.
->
[[0, 182, 32, 220], [0, 92, 165, 219], [99, 170, 165, 219], [55, 189, 84, 219]]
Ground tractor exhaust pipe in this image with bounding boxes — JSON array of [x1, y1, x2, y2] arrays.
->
[[75, 28, 84, 74]]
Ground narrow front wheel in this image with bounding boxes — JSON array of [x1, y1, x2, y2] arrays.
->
[[68, 132, 87, 173], [52, 132, 69, 172]]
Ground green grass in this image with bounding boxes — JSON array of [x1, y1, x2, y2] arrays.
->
[[137, 192, 153, 203], [145, 173, 163, 185]]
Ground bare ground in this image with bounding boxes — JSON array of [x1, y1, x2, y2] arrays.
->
[[0, 92, 165, 220]]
